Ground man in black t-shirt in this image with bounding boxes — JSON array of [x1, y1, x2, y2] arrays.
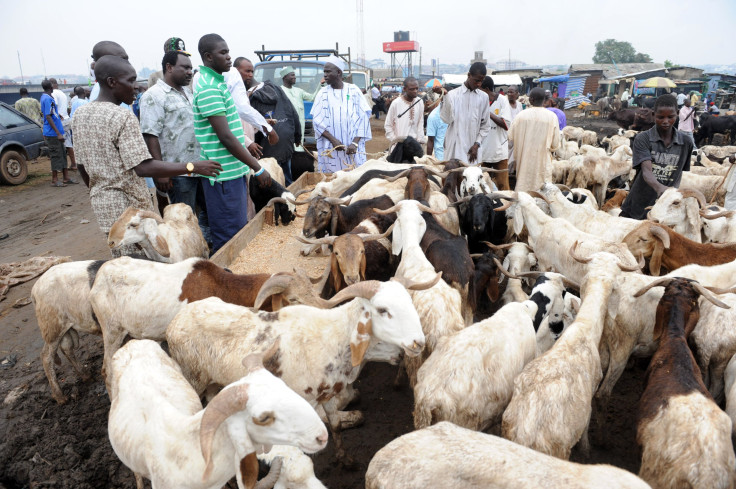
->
[[620, 95, 693, 220]]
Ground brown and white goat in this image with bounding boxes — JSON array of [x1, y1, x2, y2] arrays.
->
[[623, 221, 736, 276], [634, 277, 735, 489]]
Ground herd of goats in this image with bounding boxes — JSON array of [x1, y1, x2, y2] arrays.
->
[[29, 125, 736, 488]]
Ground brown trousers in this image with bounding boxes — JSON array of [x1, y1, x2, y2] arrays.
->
[[482, 159, 510, 191]]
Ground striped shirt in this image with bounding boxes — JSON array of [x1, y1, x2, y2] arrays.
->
[[193, 65, 248, 184]]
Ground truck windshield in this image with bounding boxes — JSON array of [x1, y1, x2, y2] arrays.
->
[[350, 73, 367, 91], [254, 63, 323, 93]]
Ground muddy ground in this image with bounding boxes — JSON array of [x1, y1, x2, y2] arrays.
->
[[1, 115, 645, 489]]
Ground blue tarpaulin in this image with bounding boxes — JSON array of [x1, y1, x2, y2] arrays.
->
[[537, 74, 570, 83]]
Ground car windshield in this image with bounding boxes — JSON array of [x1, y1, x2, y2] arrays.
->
[[350, 72, 367, 91], [0, 105, 31, 129], [254, 63, 324, 93]]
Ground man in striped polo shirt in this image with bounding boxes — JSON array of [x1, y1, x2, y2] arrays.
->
[[193, 33, 272, 253]]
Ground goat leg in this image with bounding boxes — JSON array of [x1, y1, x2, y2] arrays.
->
[[42, 340, 68, 404], [323, 402, 359, 470], [59, 329, 92, 382]]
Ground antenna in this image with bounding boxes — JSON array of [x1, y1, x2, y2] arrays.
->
[[356, 0, 365, 67], [17, 51, 25, 85], [41, 49, 47, 78]]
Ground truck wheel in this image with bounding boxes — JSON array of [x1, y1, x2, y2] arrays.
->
[[0, 150, 28, 185]]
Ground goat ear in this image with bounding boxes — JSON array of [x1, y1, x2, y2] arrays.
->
[[649, 240, 664, 276], [360, 252, 367, 281], [513, 206, 524, 236], [330, 255, 343, 293], [391, 222, 403, 256], [685, 200, 701, 233], [350, 315, 372, 367], [271, 294, 283, 311], [459, 179, 467, 196], [143, 222, 171, 258], [236, 452, 259, 489], [486, 280, 500, 303]]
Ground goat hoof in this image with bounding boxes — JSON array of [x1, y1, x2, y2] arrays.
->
[[52, 393, 69, 405], [338, 410, 364, 429]]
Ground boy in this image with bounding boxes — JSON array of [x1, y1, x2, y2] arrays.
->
[[620, 94, 693, 220], [41, 79, 76, 187]]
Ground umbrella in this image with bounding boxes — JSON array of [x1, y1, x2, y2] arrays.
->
[[424, 78, 442, 88], [639, 77, 677, 89]]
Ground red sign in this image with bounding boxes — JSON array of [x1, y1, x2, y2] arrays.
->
[[382, 41, 419, 53]]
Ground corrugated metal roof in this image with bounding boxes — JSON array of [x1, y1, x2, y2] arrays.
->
[[569, 63, 665, 79]]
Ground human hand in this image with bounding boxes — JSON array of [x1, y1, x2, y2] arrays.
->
[[194, 161, 222, 177], [267, 129, 279, 145], [330, 139, 345, 151], [432, 86, 444, 95], [155, 177, 173, 191], [467, 144, 479, 163], [255, 170, 272, 188], [346, 142, 358, 155], [248, 142, 263, 158], [57, 134, 65, 141]]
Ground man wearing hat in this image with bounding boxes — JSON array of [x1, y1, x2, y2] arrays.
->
[[148, 37, 188, 88], [279, 66, 319, 151], [310, 55, 372, 172]]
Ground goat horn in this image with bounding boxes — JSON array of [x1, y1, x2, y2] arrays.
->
[[649, 224, 671, 249], [373, 204, 401, 215], [382, 169, 412, 183], [484, 242, 514, 251], [569, 241, 592, 264], [323, 280, 382, 308], [705, 286, 736, 295], [416, 202, 447, 215], [700, 209, 735, 219], [469, 253, 484, 258], [359, 222, 395, 242], [295, 234, 336, 246], [561, 277, 581, 291], [448, 196, 473, 206], [556, 183, 572, 192], [265, 197, 287, 207], [284, 196, 311, 206], [422, 166, 449, 178], [253, 456, 284, 489], [481, 167, 509, 173], [200, 384, 250, 481], [493, 257, 520, 280], [292, 189, 311, 199], [679, 189, 707, 208], [255, 274, 294, 310], [242, 338, 279, 375], [633, 277, 675, 297], [494, 200, 514, 212], [527, 190, 551, 205], [137, 209, 165, 223], [324, 195, 352, 206], [691, 282, 731, 309], [617, 253, 645, 272], [393, 272, 443, 291]]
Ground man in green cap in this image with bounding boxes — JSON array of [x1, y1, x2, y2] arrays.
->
[[279, 66, 320, 151]]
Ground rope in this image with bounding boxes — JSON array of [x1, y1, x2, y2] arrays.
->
[[317, 145, 386, 160]]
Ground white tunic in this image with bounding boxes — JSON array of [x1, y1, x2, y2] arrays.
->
[[384, 96, 426, 148], [481, 94, 512, 163], [440, 84, 491, 163]]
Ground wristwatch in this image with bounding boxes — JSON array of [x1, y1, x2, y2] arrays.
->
[[186, 162, 195, 175]]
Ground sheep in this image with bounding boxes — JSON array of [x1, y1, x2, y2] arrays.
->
[[564, 154, 632, 207], [554, 140, 580, 160], [165, 279, 430, 466], [633, 278, 735, 489], [365, 422, 652, 489], [680, 171, 726, 206], [580, 130, 598, 147], [502, 247, 633, 460], [108, 340, 328, 489], [413, 272, 570, 431], [89, 257, 325, 384], [257, 446, 327, 489], [32, 259, 104, 404], [700, 206, 736, 243], [647, 187, 708, 242], [377, 199, 467, 384], [508, 191, 641, 284], [623, 221, 736, 276], [107, 204, 209, 262], [724, 353, 736, 437]]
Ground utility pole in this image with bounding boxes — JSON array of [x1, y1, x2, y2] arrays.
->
[[17, 51, 25, 84], [41, 49, 47, 79], [355, 0, 365, 67]]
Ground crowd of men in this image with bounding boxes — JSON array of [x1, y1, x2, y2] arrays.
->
[[18, 42, 701, 258]]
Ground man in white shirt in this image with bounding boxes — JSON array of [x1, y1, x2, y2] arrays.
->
[[231, 57, 278, 158], [435, 62, 491, 164], [49, 78, 76, 169], [621, 89, 630, 107], [676, 91, 687, 109], [480, 77, 512, 190], [384, 77, 426, 153], [371, 84, 382, 119], [507, 85, 523, 122]]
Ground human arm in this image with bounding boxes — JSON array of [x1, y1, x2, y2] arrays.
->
[[384, 101, 398, 143], [427, 136, 435, 157], [226, 73, 273, 138], [414, 99, 427, 144], [438, 88, 453, 125], [207, 115, 271, 187], [142, 134, 173, 190], [41, 97, 64, 140], [639, 160, 669, 196]]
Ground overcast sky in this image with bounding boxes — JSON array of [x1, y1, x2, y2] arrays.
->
[[2, 0, 734, 79]]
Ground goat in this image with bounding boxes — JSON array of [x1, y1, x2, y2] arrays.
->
[[700, 206, 736, 243], [414, 273, 570, 431], [562, 126, 584, 144], [724, 353, 736, 437], [502, 247, 634, 460], [300, 195, 394, 239], [600, 134, 631, 155], [601, 189, 629, 216], [166, 280, 431, 466], [648, 187, 708, 242], [257, 445, 327, 489], [108, 205, 208, 262], [633, 278, 735, 489], [623, 221, 736, 276], [108, 340, 328, 489], [248, 176, 297, 226], [579, 144, 606, 157], [455, 193, 512, 253], [580, 130, 598, 147], [680, 172, 726, 206], [309, 159, 415, 198], [565, 155, 632, 207], [554, 140, 580, 160], [89, 257, 324, 385], [365, 422, 652, 489]]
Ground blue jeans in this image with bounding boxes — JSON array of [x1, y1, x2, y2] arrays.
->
[[200, 177, 249, 254], [167, 176, 198, 213], [280, 159, 293, 186]]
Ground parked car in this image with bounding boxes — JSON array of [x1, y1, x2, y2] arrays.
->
[[0, 102, 46, 185]]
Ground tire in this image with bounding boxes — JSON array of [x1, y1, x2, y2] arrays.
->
[[0, 150, 28, 185]]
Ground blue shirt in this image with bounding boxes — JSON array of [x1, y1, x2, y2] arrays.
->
[[426, 107, 448, 159], [547, 107, 567, 130], [40, 93, 64, 137]]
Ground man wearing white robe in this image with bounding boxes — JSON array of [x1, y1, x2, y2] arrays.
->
[[311, 56, 372, 173], [384, 76, 426, 150], [437, 62, 491, 164], [508, 88, 561, 192]]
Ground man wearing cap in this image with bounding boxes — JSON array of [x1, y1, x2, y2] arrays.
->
[[279, 66, 319, 151], [148, 37, 187, 88], [310, 56, 372, 172]]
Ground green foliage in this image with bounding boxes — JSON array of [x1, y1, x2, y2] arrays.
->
[[593, 39, 652, 64], [664, 59, 675, 68]]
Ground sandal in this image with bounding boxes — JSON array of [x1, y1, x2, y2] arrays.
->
[[63, 179, 79, 185], [51, 181, 67, 187]]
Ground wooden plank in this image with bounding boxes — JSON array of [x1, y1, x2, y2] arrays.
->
[[210, 171, 327, 267]]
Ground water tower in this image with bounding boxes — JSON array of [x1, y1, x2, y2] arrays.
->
[[383, 31, 419, 78]]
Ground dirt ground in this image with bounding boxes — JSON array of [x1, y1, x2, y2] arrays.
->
[[0, 117, 645, 489]]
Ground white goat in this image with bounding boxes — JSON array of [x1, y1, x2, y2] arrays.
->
[[562, 126, 584, 143], [502, 249, 631, 460], [565, 154, 632, 207], [365, 422, 651, 489], [554, 140, 580, 160], [680, 172, 725, 206], [724, 353, 736, 437], [107, 204, 208, 262], [579, 144, 606, 157], [165, 279, 428, 465], [309, 159, 414, 198], [580, 130, 598, 147], [700, 206, 736, 243], [108, 340, 328, 489], [257, 446, 327, 489], [648, 187, 707, 242], [413, 273, 568, 431]]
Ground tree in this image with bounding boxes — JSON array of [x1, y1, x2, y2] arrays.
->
[[664, 59, 675, 68], [592, 39, 652, 64]]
